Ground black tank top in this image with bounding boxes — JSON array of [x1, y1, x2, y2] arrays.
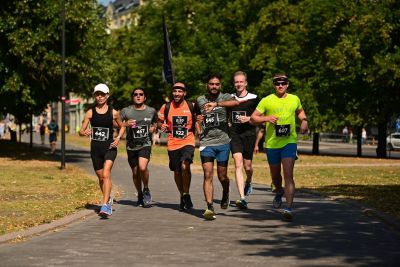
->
[[90, 105, 114, 143]]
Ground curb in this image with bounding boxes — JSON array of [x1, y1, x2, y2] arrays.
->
[[0, 209, 96, 244]]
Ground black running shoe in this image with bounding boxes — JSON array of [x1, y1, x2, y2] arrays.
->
[[183, 194, 193, 209], [137, 194, 144, 207], [221, 191, 230, 209], [142, 188, 152, 207], [179, 196, 185, 211]]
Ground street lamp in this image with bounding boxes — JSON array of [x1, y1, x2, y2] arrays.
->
[[61, 0, 66, 169]]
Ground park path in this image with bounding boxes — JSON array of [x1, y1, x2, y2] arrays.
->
[[0, 133, 399, 266]]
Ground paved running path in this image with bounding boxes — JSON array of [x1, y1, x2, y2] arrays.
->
[[1, 134, 400, 266]]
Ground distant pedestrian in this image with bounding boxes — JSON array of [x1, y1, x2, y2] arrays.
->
[[349, 128, 353, 144], [79, 83, 125, 218], [47, 119, 59, 154], [120, 87, 157, 208], [0, 120, 5, 139], [362, 128, 367, 145], [152, 129, 161, 145], [342, 126, 349, 143], [40, 123, 46, 145]]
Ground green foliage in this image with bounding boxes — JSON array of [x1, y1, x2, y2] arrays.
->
[[0, 0, 111, 122]]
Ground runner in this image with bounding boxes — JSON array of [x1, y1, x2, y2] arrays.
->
[[250, 74, 308, 221], [120, 87, 157, 207], [197, 73, 240, 220], [158, 82, 196, 211], [79, 83, 125, 218], [229, 71, 259, 209]]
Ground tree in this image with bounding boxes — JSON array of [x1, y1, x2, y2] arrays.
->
[[0, 0, 112, 122]]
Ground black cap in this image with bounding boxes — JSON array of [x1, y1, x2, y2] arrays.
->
[[272, 76, 288, 83]]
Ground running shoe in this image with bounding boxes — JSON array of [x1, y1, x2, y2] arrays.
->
[[203, 207, 216, 220], [183, 194, 193, 209], [235, 198, 248, 210], [107, 196, 113, 206], [221, 191, 230, 209], [272, 190, 284, 209], [143, 188, 152, 207], [99, 204, 112, 218], [282, 208, 293, 221], [244, 182, 253, 196], [137, 194, 144, 207], [179, 196, 185, 211]]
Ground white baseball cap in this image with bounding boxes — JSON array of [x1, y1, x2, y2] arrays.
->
[[93, 83, 110, 94]]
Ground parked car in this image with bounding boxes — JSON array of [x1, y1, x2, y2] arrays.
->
[[387, 133, 400, 150]]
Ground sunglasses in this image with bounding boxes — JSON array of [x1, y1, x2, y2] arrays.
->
[[274, 81, 288, 86], [208, 82, 220, 86], [94, 92, 107, 97], [133, 93, 144, 96]]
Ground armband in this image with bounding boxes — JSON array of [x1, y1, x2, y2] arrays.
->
[[302, 118, 308, 122]]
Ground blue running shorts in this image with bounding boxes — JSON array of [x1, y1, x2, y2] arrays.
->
[[266, 143, 297, 165]]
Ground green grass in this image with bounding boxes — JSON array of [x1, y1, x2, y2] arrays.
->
[[0, 140, 101, 235]]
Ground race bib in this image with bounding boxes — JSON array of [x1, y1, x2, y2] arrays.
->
[[232, 111, 246, 124], [203, 113, 219, 128], [275, 124, 291, 137], [92, 127, 109, 141], [172, 127, 188, 139], [172, 116, 188, 127], [172, 116, 188, 138], [132, 125, 149, 139]]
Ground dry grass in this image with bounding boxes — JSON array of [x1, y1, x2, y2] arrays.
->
[[0, 141, 101, 235]]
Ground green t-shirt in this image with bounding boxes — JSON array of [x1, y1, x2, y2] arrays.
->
[[256, 93, 302, 149]]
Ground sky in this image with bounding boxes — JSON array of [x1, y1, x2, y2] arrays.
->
[[98, 0, 112, 6]]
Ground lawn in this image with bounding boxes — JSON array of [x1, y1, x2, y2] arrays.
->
[[0, 140, 101, 235]]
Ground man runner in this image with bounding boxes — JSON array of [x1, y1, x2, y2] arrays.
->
[[158, 82, 196, 211], [251, 74, 308, 221], [120, 88, 157, 207]]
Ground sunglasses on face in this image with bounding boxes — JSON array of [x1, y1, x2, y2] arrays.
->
[[133, 93, 144, 96], [208, 82, 220, 86], [274, 81, 288, 86], [94, 92, 107, 97]]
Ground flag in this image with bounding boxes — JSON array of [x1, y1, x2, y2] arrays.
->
[[162, 16, 174, 85]]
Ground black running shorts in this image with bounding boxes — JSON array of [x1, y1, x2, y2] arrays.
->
[[127, 146, 152, 168], [168, 145, 195, 172], [230, 133, 256, 160], [90, 141, 117, 171]]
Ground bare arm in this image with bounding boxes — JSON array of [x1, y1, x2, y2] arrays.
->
[[79, 110, 92, 137], [204, 98, 240, 113], [110, 109, 125, 148], [250, 110, 279, 125], [296, 109, 308, 134], [254, 127, 265, 154]]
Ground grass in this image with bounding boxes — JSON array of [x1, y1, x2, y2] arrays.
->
[[0, 140, 101, 236]]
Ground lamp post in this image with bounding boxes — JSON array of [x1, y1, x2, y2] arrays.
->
[[61, 0, 66, 169]]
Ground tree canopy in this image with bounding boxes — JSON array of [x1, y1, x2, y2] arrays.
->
[[0, 0, 112, 122]]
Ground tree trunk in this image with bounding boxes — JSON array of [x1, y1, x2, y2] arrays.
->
[[376, 121, 387, 158], [30, 114, 33, 148], [357, 126, 362, 157], [312, 132, 320, 155]]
